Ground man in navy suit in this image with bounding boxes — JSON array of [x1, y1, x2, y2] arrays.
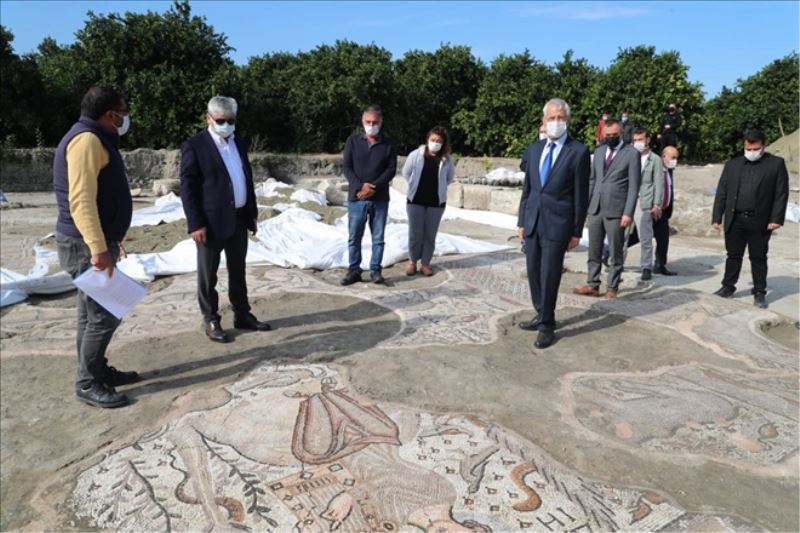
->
[[180, 96, 270, 343], [516, 98, 591, 348]]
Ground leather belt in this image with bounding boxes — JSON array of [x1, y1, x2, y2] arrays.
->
[[734, 210, 755, 217]]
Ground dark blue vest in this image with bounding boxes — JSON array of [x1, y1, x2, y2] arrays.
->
[[53, 117, 132, 242]]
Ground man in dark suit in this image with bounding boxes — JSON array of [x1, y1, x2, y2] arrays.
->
[[574, 119, 640, 298], [516, 98, 591, 348], [180, 96, 270, 343], [712, 129, 789, 309]]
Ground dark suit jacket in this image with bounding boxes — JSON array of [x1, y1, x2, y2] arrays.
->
[[517, 136, 591, 243], [588, 143, 641, 218], [712, 153, 789, 233], [180, 130, 258, 241]]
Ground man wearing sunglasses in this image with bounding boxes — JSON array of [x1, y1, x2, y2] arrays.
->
[[53, 86, 138, 408], [180, 96, 270, 343]]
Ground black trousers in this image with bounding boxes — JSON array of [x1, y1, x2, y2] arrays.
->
[[722, 215, 771, 294], [653, 215, 670, 268], [196, 210, 251, 322], [525, 223, 569, 333]]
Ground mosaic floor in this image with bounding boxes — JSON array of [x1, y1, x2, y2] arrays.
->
[[4, 252, 795, 531]]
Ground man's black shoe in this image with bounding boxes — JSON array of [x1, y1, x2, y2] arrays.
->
[[234, 313, 272, 331], [370, 270, 385, 284], [340, 271, 362, 286], [713, 286, 735, 298], [205, 319, 229, 343], [754, 293, 768, 309], [518, 317, 542, 331], [76, 382, 128, 408], [655, 265, 677, 276], [641, 268, 652, 281], [534, 330, 555, 349], [105, 366, 141, 387]]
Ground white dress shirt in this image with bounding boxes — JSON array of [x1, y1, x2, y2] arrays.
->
[[208, 127, 247, 208], [539, 131, 568, 172]]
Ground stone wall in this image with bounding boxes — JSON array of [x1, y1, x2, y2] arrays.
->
[[0, 148, 523, 214]]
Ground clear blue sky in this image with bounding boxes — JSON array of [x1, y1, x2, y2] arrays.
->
[[2, 0, 797, 99]]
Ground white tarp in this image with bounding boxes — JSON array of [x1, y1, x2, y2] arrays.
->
[[118, 205, 509, 282], [2, 180, 515, 302], [290, 188, 327, 206], [0, 240, 74, 307], [255, 178, 292, 198], [485, 167, 525, 185], [786, 202, 800, 223], [129, 192, 185, 226]]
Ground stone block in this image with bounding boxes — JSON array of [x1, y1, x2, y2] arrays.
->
[[152, 178, 181, 196], [489, 188, 522, 215], [462, 184, 491, 210], [446, 183, 464, 207]]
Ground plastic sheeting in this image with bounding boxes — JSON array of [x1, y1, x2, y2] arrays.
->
[[117, 205, 510, 282], [2, 179, 515, 302], [129, 192, 185, 226], [786, 202, 800, 223], [0, 239, 74, 307], [485, 167, 525, 184]]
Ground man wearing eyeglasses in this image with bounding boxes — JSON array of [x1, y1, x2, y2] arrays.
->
[[54, 86, 139, 408], [180, 95, 270, 343]]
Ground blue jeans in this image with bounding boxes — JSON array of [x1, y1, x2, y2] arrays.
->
[[347, 200, 388, 273]]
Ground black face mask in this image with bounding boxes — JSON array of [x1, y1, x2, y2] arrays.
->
[[605, 135, 621, 148]]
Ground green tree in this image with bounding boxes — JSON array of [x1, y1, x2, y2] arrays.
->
[[284, 40, 396, 153], [36, 0, 234, 148], [394, 44, 485, 153], [0, 26, 50, 147], [454, 51, 555, 157], [551, 50, 599, 148], [703, 52, 799, 160], [581, 45, 704, 158], [237, 52, 300, 152]]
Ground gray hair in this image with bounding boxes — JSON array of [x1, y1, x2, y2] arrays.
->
[[207, 95, 238, 117], [542, 98, 571, 117]]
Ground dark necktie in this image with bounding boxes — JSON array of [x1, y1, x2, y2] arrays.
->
[[540, 143, 555, 187], [604, 146, 615, 171]]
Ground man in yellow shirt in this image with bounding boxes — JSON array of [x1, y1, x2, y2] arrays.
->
[[54, 86, 138, 408]]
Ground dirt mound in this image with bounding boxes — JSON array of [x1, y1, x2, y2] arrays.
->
[[766, 129, 799, 180]]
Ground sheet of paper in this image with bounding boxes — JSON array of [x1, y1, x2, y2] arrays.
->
[[73, 267, 147, 319]]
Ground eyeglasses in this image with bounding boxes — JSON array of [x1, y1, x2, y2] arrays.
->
[[212, 118, 236, 126]]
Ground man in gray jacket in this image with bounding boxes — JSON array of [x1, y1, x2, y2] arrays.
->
[[574, 119, 640, 297], [626, 128, 664, 280]]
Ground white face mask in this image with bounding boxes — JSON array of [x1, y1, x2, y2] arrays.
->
[[214, 122, 235, 138], [427, 141, 442, 153], [744, 149, 763, 162], [633, 141, 647, 152], [666, 159, 677, 169], [538, 132, 548, 141], [546, 119, 567, 139], [116, 114, 130, 136], [364, 124, 380, 136]]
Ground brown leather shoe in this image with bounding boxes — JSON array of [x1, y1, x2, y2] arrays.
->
[[605, 289, 618, 298], [421, 265, 434, 277], [572, 285, 600, 297], [406, 262, 417, 276]]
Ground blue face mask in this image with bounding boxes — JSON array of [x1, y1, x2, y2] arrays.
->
[[214, 123, 235, 138]]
